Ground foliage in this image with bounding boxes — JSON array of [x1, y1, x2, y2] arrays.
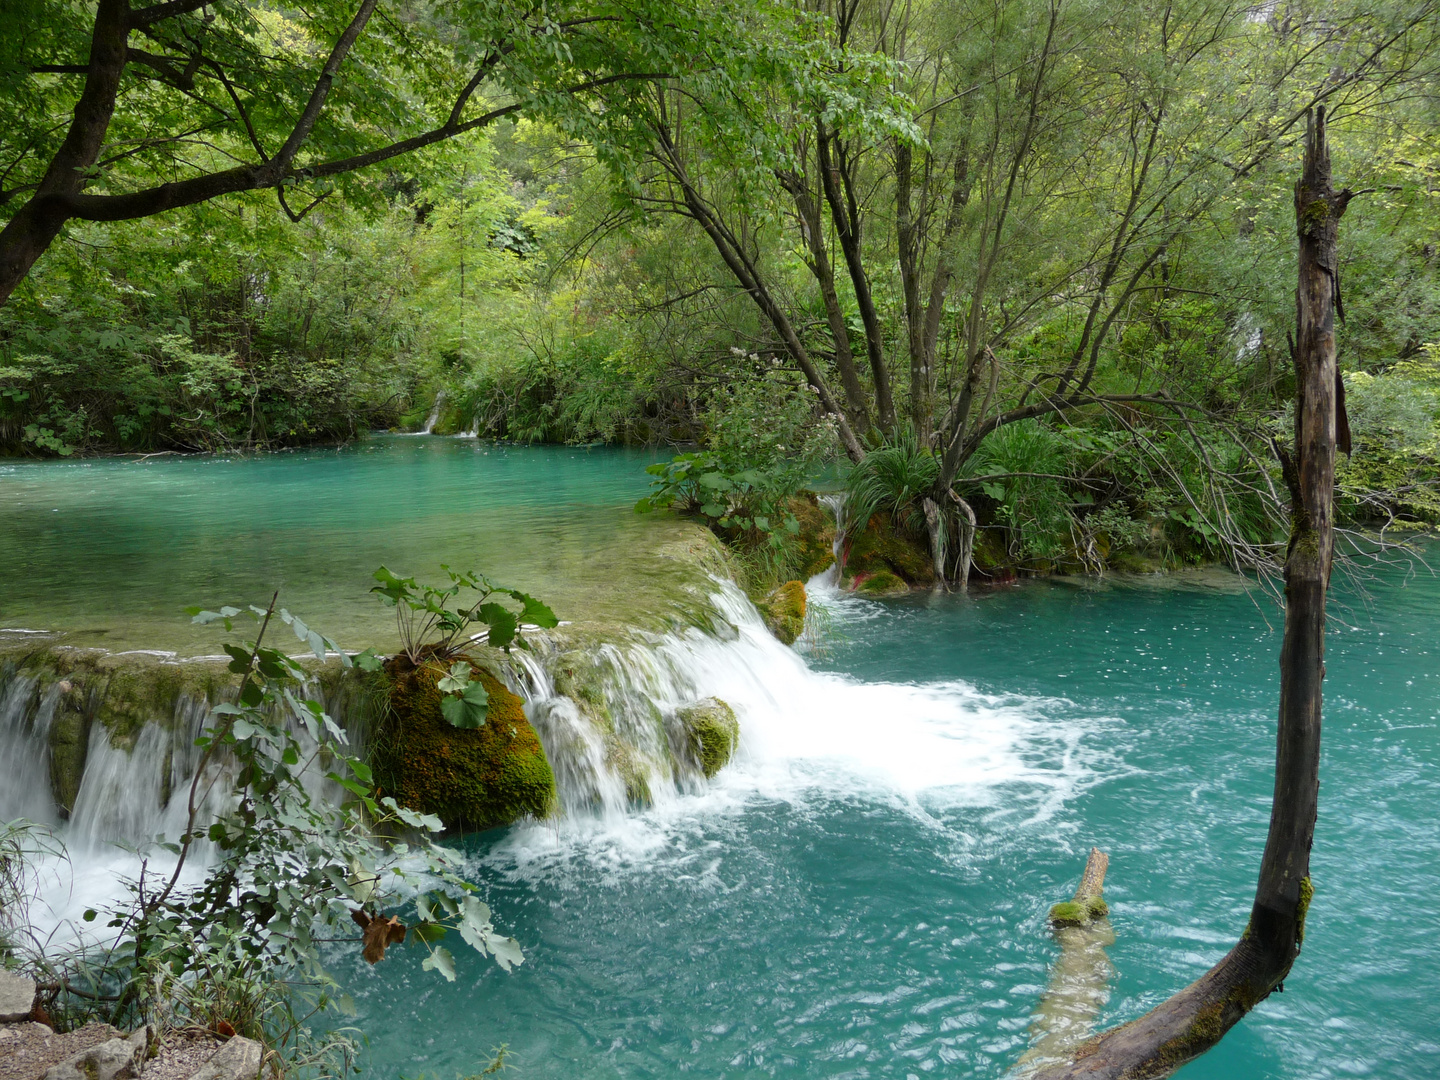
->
[[1336, 344, 1440, 525], [963, 421, 1073, 561], [844, 431, 939, 536], [370, 565, 558, 726]]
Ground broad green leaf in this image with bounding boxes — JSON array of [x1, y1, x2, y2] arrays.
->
[[488, 934, 524, 972], [421, 946, 457, 981]]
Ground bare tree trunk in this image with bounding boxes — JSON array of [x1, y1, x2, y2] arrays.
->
[[781, 168, 873, 433], [0, 0, 128, 305], [1021, 849, 1116, 1071], [951, 492, 977, 590], [1029, 104, 1347, 1080], [818, 125, 897, 433]]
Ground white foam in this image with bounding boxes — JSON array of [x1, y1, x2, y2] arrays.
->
[[487, 582, 1104, 884]]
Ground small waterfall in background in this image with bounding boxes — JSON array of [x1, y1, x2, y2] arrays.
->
[[419, 390, 445, 434], [809, 492, 849, 590]]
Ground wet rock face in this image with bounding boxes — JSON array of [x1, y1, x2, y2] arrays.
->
[[841, 514, 933, 592], [788, 493, 837, 579], [372, 659, 556, 831], [758, 581, 807, 645], [676, 698, 739, 778]]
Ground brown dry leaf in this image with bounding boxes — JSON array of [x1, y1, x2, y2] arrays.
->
[[351, 909, 407, 963]]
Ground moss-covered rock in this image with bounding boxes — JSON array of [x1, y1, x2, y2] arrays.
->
[[758, 581, 807, 645], [788, 493, 837, 579], [48, 689, 91, 815], [856, 570, 909, 596], [841, 514, 932, 591], [676, 698, 739, 778], [372, 657, 556, 831]]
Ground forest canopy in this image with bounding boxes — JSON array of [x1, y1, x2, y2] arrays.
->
[[2, 0, 1438, 577]]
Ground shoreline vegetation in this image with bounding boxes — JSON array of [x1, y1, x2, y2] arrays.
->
[[3, 0, 1437, 1074]]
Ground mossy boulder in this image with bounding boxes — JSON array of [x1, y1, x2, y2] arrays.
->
[[758, 581, 807, 645], [856, 570, 909, 597], [676, 698, 739, 778], [373, 657, 556, 831], [788, 493, 837, 579], [842, 514, 932, 591]]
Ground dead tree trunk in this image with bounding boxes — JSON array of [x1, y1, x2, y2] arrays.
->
[[1028, 104, 1348, 1080], [1021, 849, 1116, 1071]]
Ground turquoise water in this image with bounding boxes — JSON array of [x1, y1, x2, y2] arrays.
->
[[3, 440, 1435, 1077], [0, 438, 684, 651], [340, 564, 1438, 1080]]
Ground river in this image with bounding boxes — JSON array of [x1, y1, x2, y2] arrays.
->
[[1, 438, 1435, 1079]]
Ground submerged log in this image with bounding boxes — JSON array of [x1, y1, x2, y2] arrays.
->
[[1026, 104, 1346, 1080], [1020, 849, 1116, 1071]]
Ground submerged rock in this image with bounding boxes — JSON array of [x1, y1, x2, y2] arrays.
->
[[855, 570, 909, 597], [758, 581, 807, 645], [372, 659, 556, 831], [676, 697, 739, 778]]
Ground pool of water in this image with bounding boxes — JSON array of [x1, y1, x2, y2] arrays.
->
[[3, 440, 1434, 1078], [339, 561, 1438, 1080], [0, 437, 687, 652]]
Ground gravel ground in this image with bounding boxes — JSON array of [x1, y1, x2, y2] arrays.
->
[[0, 1021, 121, 1080], [138, 1030, 224, 1080]]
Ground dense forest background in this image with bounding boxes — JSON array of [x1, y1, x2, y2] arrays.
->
[[3, 0, 1438, 575]]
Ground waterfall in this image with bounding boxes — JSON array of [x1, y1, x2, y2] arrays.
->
[[809, 492, 848, 590], [3, 579, 1093, 940], [0, 676, 60, 825], [419, 391, 445, 434]]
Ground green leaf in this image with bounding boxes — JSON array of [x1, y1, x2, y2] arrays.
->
[[478, 603, 519, 649], [411, 921, 447, 943], [353, 648, 385, 672], [441, 680, 489, 728], [488, 935, 525, 972], [421, 945, 457, 981], [507, 590, 558, 628], [222, 643, 252, 675], [700, 502, 726, 518]]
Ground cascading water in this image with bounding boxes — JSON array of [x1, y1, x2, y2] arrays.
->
[[0, 676, 60, 824], [419, 391, 445, 434], [809, 492, 848, 591]]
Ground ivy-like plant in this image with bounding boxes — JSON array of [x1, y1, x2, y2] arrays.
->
[[34, 596, 526, 1049], [369, 566, 558, 728]]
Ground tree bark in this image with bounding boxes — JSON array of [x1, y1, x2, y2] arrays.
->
[[1029, 104, 1346, 1080], [0, 0, 129, 305], [818, 125, 897, 433], [780, 168, 873, 434]]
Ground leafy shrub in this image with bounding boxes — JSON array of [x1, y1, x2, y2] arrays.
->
[[844, 430, 939, 536]]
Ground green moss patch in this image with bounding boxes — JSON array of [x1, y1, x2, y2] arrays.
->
[[677, 698, 739, 778], [856, 570, 908, 596], [373, 658, 556, 831], [843, 514, 933, 588], [789, 493, 837, 579], [758, 581, 807, 644]]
